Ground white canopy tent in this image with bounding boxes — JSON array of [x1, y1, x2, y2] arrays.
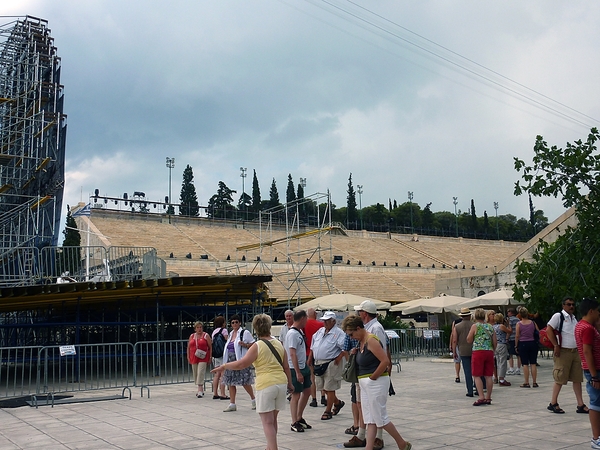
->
[[454, 288, 524, 310], [390, 294, 469, 315], [294, 293, 391, 312]]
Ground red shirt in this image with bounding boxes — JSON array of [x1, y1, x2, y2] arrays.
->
[[575, 320, 600, 370], [304, 319, 324, 350]]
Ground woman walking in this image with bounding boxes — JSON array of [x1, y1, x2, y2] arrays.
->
[[515, 307, 540, 388], [221, 314, 256, 411], [212, 314, 293, 450], [493, 313, 512, 386], [341, 315, 411, 450], [467, 308, 497, 405], [187, 321, 212, 398]]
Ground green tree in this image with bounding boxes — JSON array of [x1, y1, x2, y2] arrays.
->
[[179, 165, 200, 216], [57, 206, 81, 276], [269, 178, 280, 209], [286, 174, 296, 204], [483, 211, 489, 237], [513, 128, 600, 315], [207, 181, 237, 219], [251, 169, 261, 214], [346, 173, 357, 227], [470, 199, 477, 233]]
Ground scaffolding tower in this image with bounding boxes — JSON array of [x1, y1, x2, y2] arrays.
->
[[234, 192, 336, 308], [0, 16, 66, 285]]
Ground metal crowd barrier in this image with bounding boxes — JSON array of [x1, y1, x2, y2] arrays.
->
[[387, 328, 446, 371], [0, 345, 41, 399]]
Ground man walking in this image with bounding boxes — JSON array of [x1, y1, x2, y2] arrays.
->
[[309, 311, 347, 421], [286, 310, 312, 432], [452, 308, 475, 397], [547, 296, 588, 414], [305, 308, 324, 407]]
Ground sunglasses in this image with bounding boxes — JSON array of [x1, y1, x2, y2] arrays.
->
[[565, 303, 575, 307], [231, 320, 240, 324]]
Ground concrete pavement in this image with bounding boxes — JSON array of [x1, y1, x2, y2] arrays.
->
[[0, 356, 593, 449]]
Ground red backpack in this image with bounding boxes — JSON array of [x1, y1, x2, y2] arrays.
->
[[539, 327, 554, 349]]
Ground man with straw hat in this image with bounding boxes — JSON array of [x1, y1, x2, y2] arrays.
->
[[452, 308, 475, 397]]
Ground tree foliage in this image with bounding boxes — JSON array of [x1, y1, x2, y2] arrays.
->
[[346, 173, 357, 226], [207, 181, 236, 219], [286, 174, 296, 204], [179, 165, 200, 216], [513, 127, 600, 315], [269, 178, 280, 208], [251, 169, 261, 213]]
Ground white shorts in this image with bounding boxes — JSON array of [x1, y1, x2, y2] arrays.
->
[[255, 384, 287, 413], [358, 376, 390, 427], [212, 357, 224, 368]]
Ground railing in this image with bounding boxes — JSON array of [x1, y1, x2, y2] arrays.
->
[[388, 328, 446, 371], [0, 340, 205, 400]]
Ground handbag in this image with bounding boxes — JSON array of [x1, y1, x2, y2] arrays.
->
[[342, 353, 358, 383], [194, 334, 207, 359], [313, 361, 331, 376]]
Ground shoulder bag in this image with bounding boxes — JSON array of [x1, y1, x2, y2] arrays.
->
[[342, 353, 358, 383]]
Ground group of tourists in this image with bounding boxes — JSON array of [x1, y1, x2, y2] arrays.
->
[[451, 297, 600, 449], [187, 302, 410, 450]]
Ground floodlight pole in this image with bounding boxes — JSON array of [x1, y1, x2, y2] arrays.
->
[[408, 191, 414, 234], [240, 167, 247, 220], [166, 157, 175, 216], [494, 201, 499, 240], [357, 185, 363, 230], [453, 197, 459, 237]]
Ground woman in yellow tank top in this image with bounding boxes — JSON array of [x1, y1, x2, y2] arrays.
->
[[212, 314, 293, 450]]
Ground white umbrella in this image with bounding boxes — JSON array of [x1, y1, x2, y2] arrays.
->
[[294, 293, 391, 312], [455, 288, 523, 310], [389, 297, 431, 312], [393, 294, 469, 315]]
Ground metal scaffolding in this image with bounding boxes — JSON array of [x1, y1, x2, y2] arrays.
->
[[0, 16, 66, 285]]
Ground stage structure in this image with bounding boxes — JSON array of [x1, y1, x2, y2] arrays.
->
[[0, 16, 66, 286], [232, 192, 337, 308]]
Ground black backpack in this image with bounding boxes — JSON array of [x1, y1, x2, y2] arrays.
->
[[212, 328, 226, 358]]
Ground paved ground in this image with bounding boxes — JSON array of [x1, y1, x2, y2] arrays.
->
[[0, 355, 593, 449]]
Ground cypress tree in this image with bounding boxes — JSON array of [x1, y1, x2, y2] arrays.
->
[[179, 165, 200, 216]]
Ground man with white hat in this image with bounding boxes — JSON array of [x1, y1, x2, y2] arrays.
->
[[344, 300, 389, 450], [309, 311, 347, 421], [452, 308, 475, 397]]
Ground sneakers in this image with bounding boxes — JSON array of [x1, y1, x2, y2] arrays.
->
[[506, 368, 514, 375], [515, 368, 521, 375], [499, 380, 511, 386], [251, 399, 256, 410], [196, 392, 204, 398], [223, 404, 236, 412], [373, 438, 384, 450], [344, 436, 366, 448], [291, 421, 305, 432], [591, 437, 600, 449], [298, 417, 312, 429], [309, 398, 318, 407]]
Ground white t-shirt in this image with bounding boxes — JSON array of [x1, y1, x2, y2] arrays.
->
[[547, 310, 577, 349]]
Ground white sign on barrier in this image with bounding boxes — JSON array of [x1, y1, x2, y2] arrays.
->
[[423, 330, 433, 339], [59, 345, 76, 356]]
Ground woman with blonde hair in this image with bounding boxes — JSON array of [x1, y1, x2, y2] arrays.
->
[[515, 306, 540, 388], [341, 315, 411, 450], [212, 314, 293, 450]]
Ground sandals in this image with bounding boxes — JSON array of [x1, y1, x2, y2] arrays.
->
[[321, 411, 333, 420], [484, 398, 492, 405], [455, 377, 460, 383], [473, 399, 487, 406], [520, 383, 531, 388], [333, 400, 345, 415], [547, 402, 565, 414], [532, 383, 539, 388], [345, 425, 359, 435], [577, 404, 590, 414]]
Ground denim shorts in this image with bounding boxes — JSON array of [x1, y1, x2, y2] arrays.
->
[[584, 371, 600, 412]]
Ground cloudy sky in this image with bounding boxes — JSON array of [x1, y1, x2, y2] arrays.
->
[[3, 1, 600, 223]]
